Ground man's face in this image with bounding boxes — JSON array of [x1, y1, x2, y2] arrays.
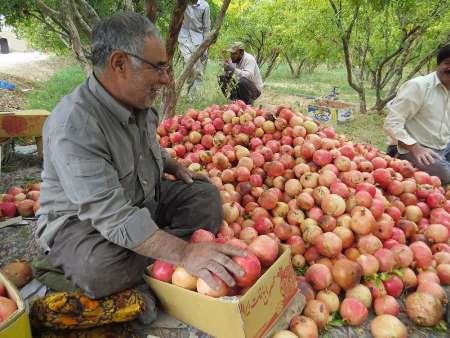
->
[[120, 36, 170, 110], [230, 49, 244, 64], [437, 57, 450, 86]]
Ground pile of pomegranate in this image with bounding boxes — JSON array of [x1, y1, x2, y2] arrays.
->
[[0, 281, 18, 324], [154, 100, 449, 336], [0, 183, 40, 219]]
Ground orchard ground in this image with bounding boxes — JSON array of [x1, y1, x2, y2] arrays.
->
[[1, 57, 448, 338]]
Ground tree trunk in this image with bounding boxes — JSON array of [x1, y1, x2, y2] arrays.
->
[[160, 0, 188, 117], [294, 58, 307, 78], [284, 53, 295, 76], [263, 50, 280, 79], [145, 0, 158, 23], [358, 88, 367, 114]]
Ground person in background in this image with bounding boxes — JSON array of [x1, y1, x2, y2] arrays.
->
[[177, 0, 211, 101], [384, 44, 450, 185], [218, 41, 263, 105]]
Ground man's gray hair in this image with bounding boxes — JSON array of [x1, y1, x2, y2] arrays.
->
[[91, 12, 161, 70]]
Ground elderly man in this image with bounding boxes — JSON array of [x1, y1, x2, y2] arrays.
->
[[178, 0, 211, 101], [384, 45, 450, 185], [218, 42, 263, 105], [36, 12, 244, 312]]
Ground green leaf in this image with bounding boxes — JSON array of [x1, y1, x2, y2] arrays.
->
[[434, 320, 448, 333], [295, 266, 307, 276], [391, 268, 405, 278], [327, 311, 346, 327]]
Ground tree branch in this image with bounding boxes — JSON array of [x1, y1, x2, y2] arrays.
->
[[165, 0, 188, 62], [34, 0, 61, 19], [146, 0, 158, 23], [61, 0, 90, 72], [74, 0, 100, 26], [72, 1, 93, 36], [122, 0, 135, 11]]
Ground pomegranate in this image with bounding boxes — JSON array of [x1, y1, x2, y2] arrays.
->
[[248, 235, 279, 267], [374, 295, 400, 316], [0, 296, 17, 322], [436, 264, 450, 285], [357, 234, 382, 254], [271, 331, 297, 338], [345, 284, 372, 308], [331, 258, 362, 290], [321, 194, 346, 217], [399, 270, 417, 290], [417, 282, 447, 305], [314, 232, 342, 258], [289, 315, 319, 338], [424, 223, 449, 244], [339, 298, 368, 326], [305, 264, 332, 290], [150, 260, 175, 282], [303, 299, 329, 329], [333, 226, 354, 249], [197, 275, 230, 297], [370, 315, 407, 338], [409, 241, 433, 269], [350, 206, 376, 235], [172, 267, 197, 290], [232, 251, 261, 287], [405, 292, 443, 326], [356, 254, 380, 276], [383, 276, 403, 297], [374, 248, 396, 272], [390, 244, 413, 268]]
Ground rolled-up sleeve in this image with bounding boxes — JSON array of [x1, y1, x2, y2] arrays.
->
[[384, 81, 423, 146], [50, 118, 159, 249]]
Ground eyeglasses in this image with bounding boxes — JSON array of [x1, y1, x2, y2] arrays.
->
[[123, 52, 170, 75]]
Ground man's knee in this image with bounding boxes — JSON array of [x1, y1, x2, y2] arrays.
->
[[77, 264, 143, 299], [191, 181, 222, 233]]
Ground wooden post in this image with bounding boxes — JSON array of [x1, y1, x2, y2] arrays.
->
[[36, 137, 43, 160]]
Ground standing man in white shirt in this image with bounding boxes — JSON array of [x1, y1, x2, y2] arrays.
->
[[384, 45, 450, 184], [219, 41, 263, 105], [178, 0, 211, 101]]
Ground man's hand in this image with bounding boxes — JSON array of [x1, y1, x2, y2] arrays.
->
[[164, 158, 209, 184], [409, 144, 441, 166], [223, 60, 236, 73], [180, 242, 246, 290]]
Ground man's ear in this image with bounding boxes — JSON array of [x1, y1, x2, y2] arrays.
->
[[109, 51, 128, 73]]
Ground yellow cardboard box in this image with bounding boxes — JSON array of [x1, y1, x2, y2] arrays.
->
[[0, 272, 32, 338], [144, 246, 298, 338]]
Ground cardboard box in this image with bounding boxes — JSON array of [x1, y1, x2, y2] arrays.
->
[[0, 272, 32, 338], [144, 246, 298, 338]]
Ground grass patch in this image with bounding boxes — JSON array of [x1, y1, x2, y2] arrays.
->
[[25, 64, 86, 111], [336, 112, 387, 151]]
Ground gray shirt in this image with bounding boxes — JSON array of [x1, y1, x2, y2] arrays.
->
[[178, 0, 211, 46], [36, 74, 169, 252], [233, 52, 264, 92]]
